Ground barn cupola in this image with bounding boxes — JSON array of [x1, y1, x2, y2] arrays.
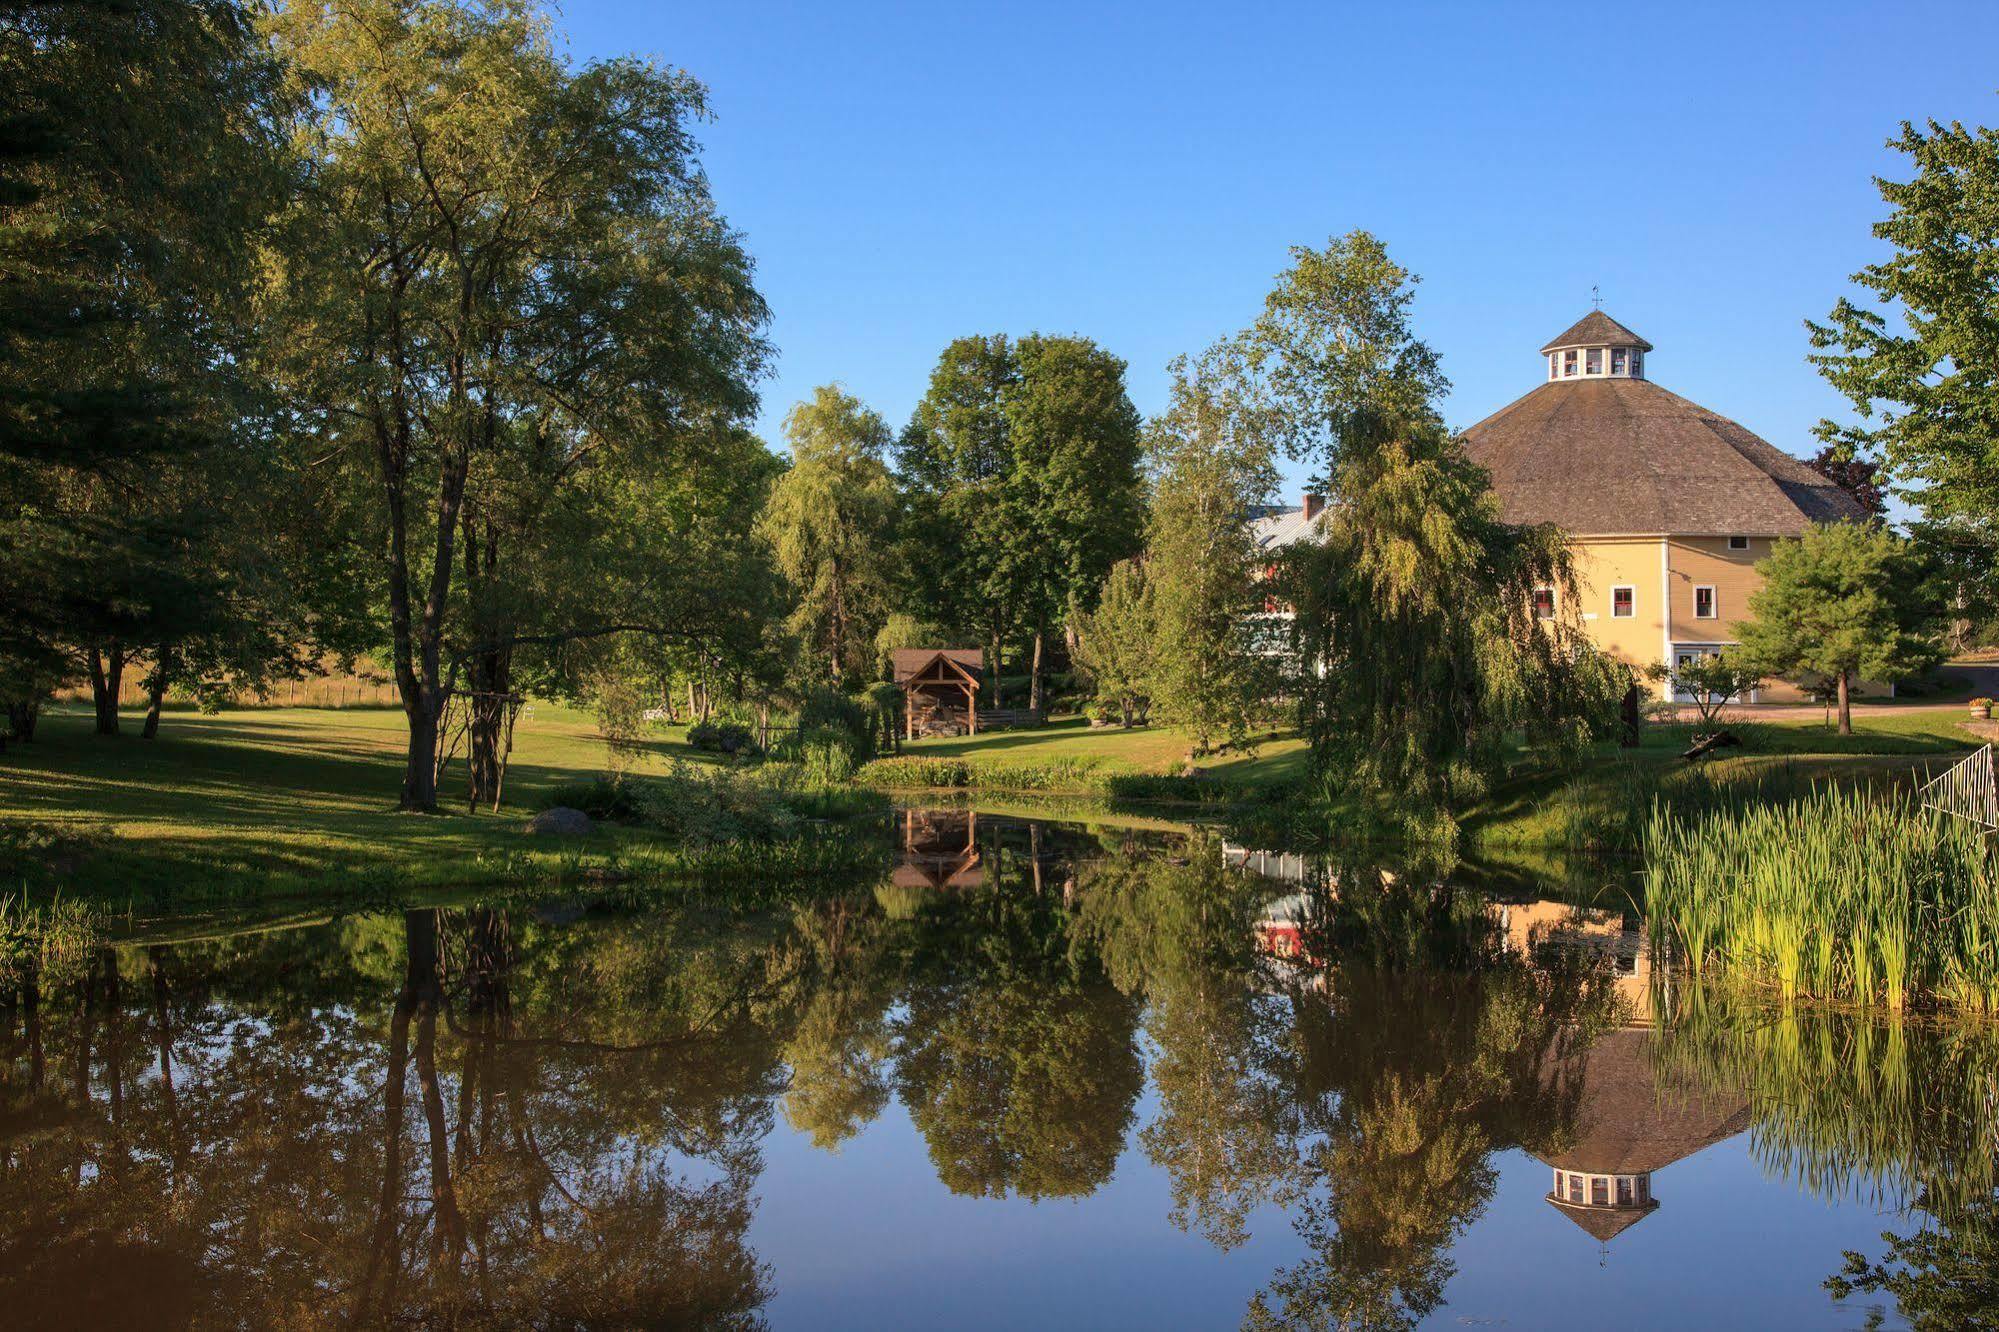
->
[[1541, 311, 1653, 382]]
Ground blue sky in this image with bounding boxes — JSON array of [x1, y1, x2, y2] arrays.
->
[[557, 1, 1999, 500]]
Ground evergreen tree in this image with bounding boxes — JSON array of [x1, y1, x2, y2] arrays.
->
[[1143, 356, 1277, 754], [1072, 559, 1158, 728], [1733, 522, 1942, 734]]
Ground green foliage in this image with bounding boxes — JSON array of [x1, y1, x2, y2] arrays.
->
[[261, 0, 769, 808], [1219, 232, 1623, 834], [758, 386, 901, 683], [1229, 229, 1450, 471], [687, 719, 757, 755], [1733, 522, 1944, 732], [1644, 649, 1763, 729], [1291, 413, 1627, 833], [1809, 113, 1999, 624], [898, 332, 1143, 696], [1645, 787, 1999, 1012], [0, 893, 99, 994], [873, 613, 950, 678], [1143, 356, 1277, 753], [0, 0, 324, 729]]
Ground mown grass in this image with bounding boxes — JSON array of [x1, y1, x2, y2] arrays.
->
[[1644, 786, 1999, 1014], [0, 703, 759, 901], [867, 717, 1308, 800]]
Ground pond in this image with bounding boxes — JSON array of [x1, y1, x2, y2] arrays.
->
[[3, 807, 1993, 1329]]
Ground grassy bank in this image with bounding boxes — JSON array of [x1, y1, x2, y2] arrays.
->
[[0, 704, 883, 902], [1464, 710, 1976, 855], [855, 717, 1309, 801]]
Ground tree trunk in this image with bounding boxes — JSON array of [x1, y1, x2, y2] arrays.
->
[[465, 647, 511, 811], [88, 642, 124, 735], [141, 646, 173, 740], [5, 700, 37, 741], [402, 702, 441, 811], [1836, 670, 1853, 736], [1029, 627, 1045, 717]]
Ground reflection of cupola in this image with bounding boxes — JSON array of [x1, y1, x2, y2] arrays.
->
[[1546, 1166, 1657, 1241], [1534, 1029, 1750, 1247], [1541, 311, 1652, 382]]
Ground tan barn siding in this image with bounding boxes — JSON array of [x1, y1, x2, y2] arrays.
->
[[1567, 538, 1669, 671]]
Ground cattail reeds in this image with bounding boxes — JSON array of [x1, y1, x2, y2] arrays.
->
[[1644, 787, 1997, 1014]]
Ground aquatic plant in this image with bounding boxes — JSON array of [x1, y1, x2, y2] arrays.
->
[[1644, 786, 1999, 1012], [0, 893, 100, 994]]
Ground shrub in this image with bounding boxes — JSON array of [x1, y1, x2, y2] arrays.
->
[[791, 686, 881, 762], [791, 726, 861, 786], [687, 719, 757, 754], [538, 777, 641, 821]]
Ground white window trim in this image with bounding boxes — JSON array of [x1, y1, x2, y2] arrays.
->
[[1693, 585, 1718, 619], [1728, 535, 1749, 551], [1610, 584, 1636, 618]]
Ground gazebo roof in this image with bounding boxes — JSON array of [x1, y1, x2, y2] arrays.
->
[[891, 648, 984, 686]]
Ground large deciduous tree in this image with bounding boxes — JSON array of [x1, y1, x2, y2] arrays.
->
[[1808, 114, 1999, 629], [899, 333, 1142, 707], [757, 386, 901, 684], [261, 0, 769, 810], [1733, 522, 1942, 735], [1234, 233, 1622, 834], [0, 0, 296, 738]]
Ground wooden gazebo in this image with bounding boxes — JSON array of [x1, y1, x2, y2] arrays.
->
[[891, 648, 983, 739]]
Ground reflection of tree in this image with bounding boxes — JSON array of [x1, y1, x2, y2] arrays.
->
[[1078, 834, 1302, 1249], [1651, 990, 1999, 1330], [0, 905, 788, 1327], [1827, 1195, 1999, 1331], [780, 896, 896, 1150], [1258, 866, 1617, 1332], [892, 882, 1144, 1200]]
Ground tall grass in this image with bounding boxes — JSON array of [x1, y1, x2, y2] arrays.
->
[[1644, 786, 1999, 1013], [0, 893, 101, 994]]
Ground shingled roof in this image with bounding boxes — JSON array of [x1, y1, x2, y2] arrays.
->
[[1541, 1030, 1750, 1178], [1540, 310, 1652, 353], [1460, 376, 1865, 536], [890, 648, 983, 684]]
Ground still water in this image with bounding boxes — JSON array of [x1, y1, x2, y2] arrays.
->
[[3, 808, 1994, 1329]]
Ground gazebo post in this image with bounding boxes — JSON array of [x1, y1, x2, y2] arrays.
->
[[967, 682, 977, 736]]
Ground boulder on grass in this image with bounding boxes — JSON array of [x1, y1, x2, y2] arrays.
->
[[525, 806, 594, 837]]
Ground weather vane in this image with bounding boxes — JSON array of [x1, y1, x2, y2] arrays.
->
[[1591, 285, 1603, 310]]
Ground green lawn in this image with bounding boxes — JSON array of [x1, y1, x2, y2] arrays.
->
[[5, 699, 1982, 900], [896, 716, 1310, 791], [0, 703, 706, 899]]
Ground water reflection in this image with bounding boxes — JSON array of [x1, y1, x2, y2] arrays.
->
[[0, 810, 1990, 1328]]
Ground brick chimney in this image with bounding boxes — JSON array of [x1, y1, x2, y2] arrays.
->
[[1301, 491, 1326, 520]]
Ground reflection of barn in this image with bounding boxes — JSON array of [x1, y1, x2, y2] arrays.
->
[[891, 808, 985, 891], [1490, 899, 1652, 1021], [891, 649, 983, 739], [1538, 1028, 1748, 1245]]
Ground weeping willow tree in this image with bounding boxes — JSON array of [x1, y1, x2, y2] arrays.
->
[[1226, 232, 1627, 838], [1287, 412, 1627, 838]]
